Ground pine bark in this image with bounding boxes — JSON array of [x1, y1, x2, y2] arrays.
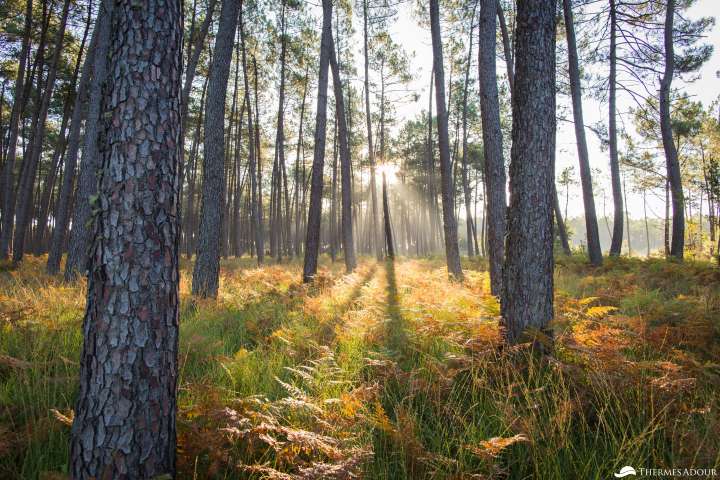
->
[[69, 0, 182, 476], [191, 0, 241, 298], [501, 0, 556, 345], [303, 0, 332, 283], [563, 0, 603, 265], [478, 0, 506, 293]]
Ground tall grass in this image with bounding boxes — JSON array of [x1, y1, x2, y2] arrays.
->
[[0, 254, 718, 479]]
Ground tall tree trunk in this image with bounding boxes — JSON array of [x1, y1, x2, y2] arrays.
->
[[39, 0, 93, 258], [363, 0, 381, 260], [660, 0, 684, 259], [240, 7, 263, 264], [293, 70, 308, 257], [69, 0, 182, 476], [501, 0, 556, 345], [191, 0, 241, 298], [563, 0, 603, 265], [65, 0, 115, 280], [12, 0, 72, 264], [478, 0, 505, 292], [430, 0, 463, 280], [608, 0, 624, 256], [303, 0, 332, 283], [0, 0, 32, 260], [460, 9, 476, 258], [329, 35, 356, 272]]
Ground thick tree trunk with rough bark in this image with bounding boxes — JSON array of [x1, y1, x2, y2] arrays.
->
[[660, 0, 684, 259], [429, 0, 463, 280], [192, 0, 241, 298], [478, 0, 506, 293], [329, 34, 356, 272], [69, 0, 182, 476], [65, 0, 115, 280], [563, 0, 603, 266], [303, 0, 332, 283], [501, 0, 556, 345]]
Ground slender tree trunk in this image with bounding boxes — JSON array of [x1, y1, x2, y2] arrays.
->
[[69, 0, 182, 476], [554, 184, 572, 255], [41, 0, 93, 260], [240, 6, 263, 264], [660, 0, 684, 259], [294, 71, 308, 257], [461, 9, 476, 258], [191, 0, 241, 298], [563, 0, 603, 265], [608, 0, 624, 256], [501, 0, 556, 345], [623, 172, 631, 256], [329, 35, 356, 272], [0, 0, 32, 260], [363, 0, 381, 260], [13, 0, 72, 264], [303, 0, 332, 283], [644, 189, 650, 257], [65, 0, 115, 280], [430, 0, 463, 280], [478, 0, 505, 292]]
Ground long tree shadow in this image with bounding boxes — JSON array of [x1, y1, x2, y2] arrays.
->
[[383, 258, 409, 361]]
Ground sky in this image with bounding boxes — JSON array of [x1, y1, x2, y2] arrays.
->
[[349, 0, 720, 221]]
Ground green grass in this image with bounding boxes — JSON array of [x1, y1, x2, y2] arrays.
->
[[1, 254, 719, 479]]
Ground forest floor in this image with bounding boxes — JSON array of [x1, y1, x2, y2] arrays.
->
[[0, 255, 719, 479]]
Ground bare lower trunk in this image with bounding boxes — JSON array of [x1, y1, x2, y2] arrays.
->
[[429, 0, 463, 280], [192, 0, 241, 298], [608, 0, 623, 256], [478, 0, 506, 292], [329, 34, 356, 272], [303, 0, 332, 282], [660, 0, 684, 259], [563, 0, 603, 265], [501, 0, 556, 345]]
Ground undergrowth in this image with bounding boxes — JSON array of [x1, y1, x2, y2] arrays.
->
[[0, 254, 718, 479]]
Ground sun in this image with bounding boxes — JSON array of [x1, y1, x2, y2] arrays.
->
[[377, 163, 399, 186]]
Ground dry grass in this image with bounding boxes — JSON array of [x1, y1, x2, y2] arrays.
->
[[0, 254, 719, 479]]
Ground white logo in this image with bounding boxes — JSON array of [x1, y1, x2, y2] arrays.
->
[[615, 466, 637, 478]]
